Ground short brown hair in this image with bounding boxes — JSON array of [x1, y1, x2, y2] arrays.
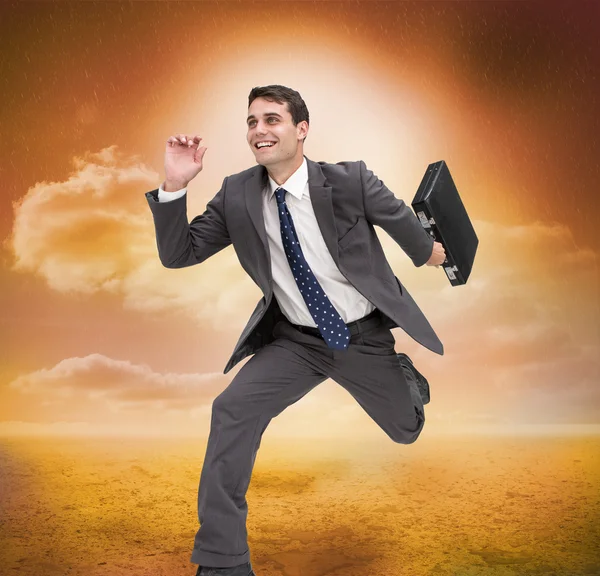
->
[[248, 85, 309, 142]]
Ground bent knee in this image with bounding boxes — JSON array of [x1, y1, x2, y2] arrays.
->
[[388, 418, 425, 444], [388, 431, 421, 444]]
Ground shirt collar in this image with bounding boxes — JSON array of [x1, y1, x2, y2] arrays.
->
[[267, 156, 308, 201]]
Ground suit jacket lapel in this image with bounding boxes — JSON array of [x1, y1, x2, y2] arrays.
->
[[306, 156, 340, 267], [244, 168, 272, 292]]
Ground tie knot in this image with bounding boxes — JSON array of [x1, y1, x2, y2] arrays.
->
[[274, 187, 287, 205]]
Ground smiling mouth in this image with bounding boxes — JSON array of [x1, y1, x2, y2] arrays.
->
[[255, 142, 277, 150]]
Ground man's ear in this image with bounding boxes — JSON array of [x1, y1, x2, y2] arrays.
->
[[298, 121, 309, 140]]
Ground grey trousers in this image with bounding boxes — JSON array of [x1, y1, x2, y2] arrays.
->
[[190, 313, 426, 568]]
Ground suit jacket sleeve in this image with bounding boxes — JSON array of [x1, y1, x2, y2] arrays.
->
[[360, 160, 434, 268], [145, 177, 232, 268]]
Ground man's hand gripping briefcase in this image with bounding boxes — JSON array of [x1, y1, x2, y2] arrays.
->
[[412, 161, 478, 286]]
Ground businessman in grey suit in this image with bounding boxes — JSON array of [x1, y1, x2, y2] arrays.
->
[[145, 85, 446, 576]]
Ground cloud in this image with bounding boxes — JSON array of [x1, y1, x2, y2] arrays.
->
[[396, 217, 597, 352], [5, 347, 599, 436], [9, 353, 228, 411], [7, 145, 259, 330]]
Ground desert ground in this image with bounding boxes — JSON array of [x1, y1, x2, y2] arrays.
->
[[1, 433, 599, 576]]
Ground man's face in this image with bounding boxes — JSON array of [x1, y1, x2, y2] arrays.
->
[[246, 97, 307, 167]]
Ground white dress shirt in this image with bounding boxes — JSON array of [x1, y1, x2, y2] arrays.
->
[[158, 158, 375, 326]]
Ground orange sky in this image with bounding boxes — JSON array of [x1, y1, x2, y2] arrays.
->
[[1, 1, 598, 437]]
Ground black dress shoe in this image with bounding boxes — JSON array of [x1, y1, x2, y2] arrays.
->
[[196, 562, 255, 576], [397, 353, 430, 405]]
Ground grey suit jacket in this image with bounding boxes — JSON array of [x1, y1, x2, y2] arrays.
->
[[145, 155, 443, 374]]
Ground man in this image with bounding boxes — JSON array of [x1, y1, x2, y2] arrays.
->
[[145, 85, 446, 576]]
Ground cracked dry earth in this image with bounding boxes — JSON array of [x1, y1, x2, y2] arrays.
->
[[1, 434, 599, 576]]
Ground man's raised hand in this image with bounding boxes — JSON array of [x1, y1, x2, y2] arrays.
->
[[164, 134, 207, 191]]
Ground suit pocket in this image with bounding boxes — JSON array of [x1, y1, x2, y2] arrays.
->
[[338, 217, 363, 250], [357, 323, 396, 352]]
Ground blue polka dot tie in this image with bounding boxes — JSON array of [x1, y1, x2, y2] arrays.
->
[[274, 186, 351, 350]]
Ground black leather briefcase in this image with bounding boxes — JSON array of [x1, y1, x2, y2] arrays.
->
[[411, 160, 478, 286]]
